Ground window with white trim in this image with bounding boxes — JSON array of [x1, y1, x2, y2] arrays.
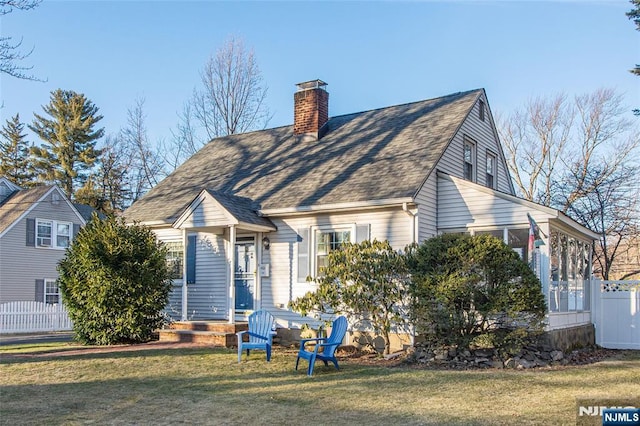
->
[[165, 241, 184, 280], [314, 227, 352, 276], [36, 219, 72, 249], [44, 279, 60, 304], [486, 151, 497, 189], [463, 139, 475, 181]]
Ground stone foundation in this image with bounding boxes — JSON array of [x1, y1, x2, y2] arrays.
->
[[543, 324, 595, 351]]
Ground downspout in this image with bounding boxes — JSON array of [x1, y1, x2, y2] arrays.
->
[[402, 202, 417, 244], [181, 228, 188, 321], [402, 202, 417, 348]]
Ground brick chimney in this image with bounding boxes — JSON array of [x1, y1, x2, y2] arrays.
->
[[294, 79, 329, 139]]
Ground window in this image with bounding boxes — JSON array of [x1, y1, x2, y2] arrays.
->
[[486, 152, 496, 188], [463, 139, 475, 181], [165, 241, 184, 280], [479, 100, 485, 121], [37, 220, 52, 247], [36, 219, 72, 249], [44, 279, 60, 304], [56, 223, 70, 248], [314, 228, 351, 275]]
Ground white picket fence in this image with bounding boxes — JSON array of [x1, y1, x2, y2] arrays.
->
[[591, 280, 640, 350], [0, 301, 73, 333]]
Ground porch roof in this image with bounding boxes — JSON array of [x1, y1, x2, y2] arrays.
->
[[172, 189, 276, 232]]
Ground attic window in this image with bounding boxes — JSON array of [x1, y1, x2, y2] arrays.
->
[[479, 100, 485, 122]]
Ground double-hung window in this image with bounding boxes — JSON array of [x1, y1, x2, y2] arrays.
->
[[463, 139, 476, 181], [165, 241, 184, 280], [314, 228, 352, 275], [486, 152, 497, 189], [36, 219, 72, 249], [44, 279, 60, 304]]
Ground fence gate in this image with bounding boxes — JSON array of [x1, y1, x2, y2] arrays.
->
[[0, 301, 73, 333], [591, 280, 640, 349]]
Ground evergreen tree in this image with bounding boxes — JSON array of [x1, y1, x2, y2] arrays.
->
[[29, 89, 104, 198], [0, 113, 35, 186]]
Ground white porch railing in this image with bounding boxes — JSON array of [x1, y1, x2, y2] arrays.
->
[[0, 301, 73, 333]]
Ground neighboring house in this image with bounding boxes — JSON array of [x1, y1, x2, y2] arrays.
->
[[0, 177, 86, 304], [124, 80, 598, 348]]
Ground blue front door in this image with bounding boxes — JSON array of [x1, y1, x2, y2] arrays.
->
[[234, 237, 256, 311]]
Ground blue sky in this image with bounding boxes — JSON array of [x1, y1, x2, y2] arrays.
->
[[1, 0, 638, 146]]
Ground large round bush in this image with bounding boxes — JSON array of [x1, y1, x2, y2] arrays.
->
[[407, 233, 546, 358], [58, 215, 172, 345]]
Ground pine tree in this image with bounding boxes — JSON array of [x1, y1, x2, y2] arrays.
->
[[29, 89, 104, 198], [0, 113, 35, 186]]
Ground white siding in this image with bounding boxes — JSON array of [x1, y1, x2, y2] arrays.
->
[[437, 174, 549, 230], [435, 94, 512, 193], [180, 198, 230, 228], [0, 191, 83, 303], [264, 207, 413, 327], [415, 94, 514, 243], [153, 227, 228, 320]]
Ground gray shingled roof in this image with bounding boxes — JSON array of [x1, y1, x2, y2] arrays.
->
[[125, 89, 482, 224], [204, 190, 276, 229], [0, 185, 54, 235]]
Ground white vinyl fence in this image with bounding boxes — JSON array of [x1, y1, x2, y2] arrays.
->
[[0, 301, 73, 333], [591, 280, 640, 350]]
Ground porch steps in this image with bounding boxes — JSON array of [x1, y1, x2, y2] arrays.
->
[[158, 321, 248, 347]]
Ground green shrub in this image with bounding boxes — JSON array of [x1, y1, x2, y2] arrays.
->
[[289, 239, 410, 355], [58, 215, 172, 345], [407, 234, 546, 361]]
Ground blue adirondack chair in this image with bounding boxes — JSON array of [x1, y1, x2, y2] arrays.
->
[[295, 316, 348, 376], [237, 310, 275, 363]]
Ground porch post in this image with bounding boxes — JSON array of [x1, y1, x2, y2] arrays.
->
[[181, 228, 188, 321], [228, 225, 236, 324]]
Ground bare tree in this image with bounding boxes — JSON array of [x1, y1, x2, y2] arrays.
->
[[120, 97, 165, 203], [1, 0, 44, 81], [166, 36, 271, 168], [498, 94, 573, 204], [76, 135, 132, 214], [499, 88, 640, 280]]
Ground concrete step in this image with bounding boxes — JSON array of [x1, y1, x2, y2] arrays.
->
[[157, 329, 237, 347], [169, 321, 248, 333]]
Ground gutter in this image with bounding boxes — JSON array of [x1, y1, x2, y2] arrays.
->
[[260, 197, 415, 217]]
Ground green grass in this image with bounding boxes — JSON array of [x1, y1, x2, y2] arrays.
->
[[1, 343, 639, 425]]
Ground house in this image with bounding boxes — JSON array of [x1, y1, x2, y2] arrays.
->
[[124, 80, 598, 350], [0, 177, 86, 304]]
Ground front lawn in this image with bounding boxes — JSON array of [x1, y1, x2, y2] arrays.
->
[[1, 343, 639, 425]]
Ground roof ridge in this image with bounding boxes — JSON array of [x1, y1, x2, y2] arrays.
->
[[328, 88, 483, 121], [205, 88, 484, 142]]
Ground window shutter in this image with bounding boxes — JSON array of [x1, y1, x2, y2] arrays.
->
[[26, 218, 36, 246], [35, 279, 44, 302], [186, 235, 196, 284], [73, 224, 81, 238], [297, 228, 309, 282], [356, 224, 370, 243]]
